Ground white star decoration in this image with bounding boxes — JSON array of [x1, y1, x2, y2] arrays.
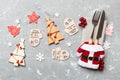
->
[[36, 53, 45, 62], [103, 41, 111, 50]]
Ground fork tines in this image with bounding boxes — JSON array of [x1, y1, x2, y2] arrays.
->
[[93, 11, 101, 22]]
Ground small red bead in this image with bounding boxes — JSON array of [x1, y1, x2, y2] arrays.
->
[[54, 36, 57, 39], [48, 24, 50, 27], [49, 33, 52, 36], [20, 47, 23, 50], [20, 60, 23, 63], [10, 53, 13, 56], [16, 60, 19, 64], [16, 44, 20, 47], [47, 33, 52, 36]]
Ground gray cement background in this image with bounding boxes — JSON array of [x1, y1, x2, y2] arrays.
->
[[0, 0, 120, 80]]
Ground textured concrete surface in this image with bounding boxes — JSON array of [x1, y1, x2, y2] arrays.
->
[[0, 0, 120, 80]]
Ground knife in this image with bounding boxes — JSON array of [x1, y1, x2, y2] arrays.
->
[[96, 10, 105, 40]]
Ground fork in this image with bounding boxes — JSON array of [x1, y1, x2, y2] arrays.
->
[[89, 11, 101, 44]]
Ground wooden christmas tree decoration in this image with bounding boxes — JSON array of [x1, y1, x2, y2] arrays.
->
[[8, 38, 26, 66], [45, 17, 64, 45]]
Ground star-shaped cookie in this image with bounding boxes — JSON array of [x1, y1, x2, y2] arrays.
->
[[28, 11, 40, 24]]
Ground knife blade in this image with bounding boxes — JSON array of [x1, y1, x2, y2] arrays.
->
[[96, 10, 105, 39]]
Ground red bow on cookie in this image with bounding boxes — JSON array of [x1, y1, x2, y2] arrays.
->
[[78, 17, 87, 28]]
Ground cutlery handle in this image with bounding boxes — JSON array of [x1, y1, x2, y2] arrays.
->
[[89, 26, 95, 44], [89, 39, 93, 44], [91, 26, 95, 39], [94, 39, 98, 45]]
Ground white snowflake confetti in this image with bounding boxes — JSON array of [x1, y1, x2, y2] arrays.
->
[[78, 14, 81, 17], [103, 41, 111, 50], [86, 74, 89, 79], [52, 72, 56, 78], [37, 7, 41, 10], [55, 12, 59, 17], [15, 19, 20, 24], [108, 65, 115, 71], [13, 67, 17, 71], [66, 42, 72, 47], [65, 69, 70, 76], [37, 69, 42, 76], [17, 24, 21, 28], [28, 67, 32, 71], [70, 62, 78, 70], [36, 53, 45, 62], [8, 42, 12, 47]]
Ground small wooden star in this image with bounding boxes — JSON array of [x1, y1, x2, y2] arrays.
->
[[28, 11, 40, 24]]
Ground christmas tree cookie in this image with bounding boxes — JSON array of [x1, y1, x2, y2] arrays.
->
[[8, 38, 26, 66], [45, 17, 64, 45]]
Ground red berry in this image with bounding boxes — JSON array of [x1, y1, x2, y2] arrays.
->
[[101, 65, 104, 67], [81, 24, 85, 27], [83, 18, 86, 21], [79, 17, 84, 21], [84, 22, 87, 25], [78, 23, 82, 26]]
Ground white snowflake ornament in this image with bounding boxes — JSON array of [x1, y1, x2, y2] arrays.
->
[[36, 53, 45, 62], [103, 41, 111, 50]]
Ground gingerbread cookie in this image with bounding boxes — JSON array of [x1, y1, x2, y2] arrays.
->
[[9, 38, 26, 66], [45, 17, 64, 45], [29, 29, 42, 47], [52, 47, 70, 60], [64, 18, 78, 35]]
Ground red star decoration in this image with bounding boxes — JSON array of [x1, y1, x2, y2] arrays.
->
[[28, 11, 40, 24]]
